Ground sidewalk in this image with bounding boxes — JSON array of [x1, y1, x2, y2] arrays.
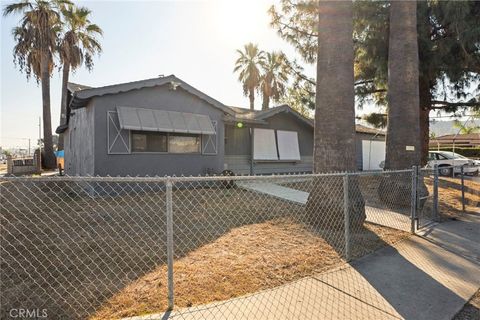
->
[[128, 215, 480, 320]]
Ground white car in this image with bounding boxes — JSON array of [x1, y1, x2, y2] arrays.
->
[[427, 151, 479, 176]]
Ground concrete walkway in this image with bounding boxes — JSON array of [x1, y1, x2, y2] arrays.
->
[[126, 215, 480, 320], [236, 181, 412, 232], [418, 213, 480, 263]]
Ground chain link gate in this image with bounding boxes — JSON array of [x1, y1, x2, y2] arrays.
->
[[414, 165, 439, 230]]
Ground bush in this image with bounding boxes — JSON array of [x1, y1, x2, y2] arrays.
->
[[429, 147, 480, 158]]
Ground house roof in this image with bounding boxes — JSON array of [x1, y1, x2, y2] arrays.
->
[[433, 133, 480, 141], [225, 104, 314, 127], [227, 105, 385, 136], [67, 82, 92, 92], [68, 75, 234, 116], [58, 76, 386, 137], [430, 133, 480, 147], [355, 124, 386, 136]]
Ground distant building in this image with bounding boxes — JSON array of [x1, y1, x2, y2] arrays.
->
[[430, 133, 480, 148]]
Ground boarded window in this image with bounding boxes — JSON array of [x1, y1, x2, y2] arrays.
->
[[253, 128, 278, 160], [277, 130, 301, 161]]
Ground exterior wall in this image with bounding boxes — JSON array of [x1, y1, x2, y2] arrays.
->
[[64, 103, 95, 175], [225, 113, 385, 174], [92, 85, 225, 176], [355, 133, 385, 170], [224, 113, 314, 175]]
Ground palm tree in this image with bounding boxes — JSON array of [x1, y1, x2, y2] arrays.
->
[[259, 52, 289, 110], [307, 0, 365, 235], [384, 1, 421, 170], [234, 43, 265, 110], [381, 0, 427, 209], [57, 5, 102, 150], [453, 120, 480, 134], [4, 0, 71, 169]]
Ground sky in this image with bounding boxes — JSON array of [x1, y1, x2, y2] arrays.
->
[[2, 0, 321, 148], [3, 0, 470, 150]]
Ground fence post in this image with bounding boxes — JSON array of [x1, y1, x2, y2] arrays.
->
[[165, 179, 175, 310], [410, 166, 417, 234], [433, 164, 439, 221], [343, 174, 351, 261], [460, 166, 465, 212]]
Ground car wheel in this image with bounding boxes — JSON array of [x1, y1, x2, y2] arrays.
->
[[439, 166, 452, 177]]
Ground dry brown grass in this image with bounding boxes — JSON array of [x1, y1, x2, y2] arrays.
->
[[91, 219, 408, 320], [424, 177, 480, 218], [7, 174, 464, 320]]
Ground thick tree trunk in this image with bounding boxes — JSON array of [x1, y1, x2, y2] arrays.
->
[[419, 77, 431, 166], [249, 88, 255, 110], [262, 94, 270, 110], [40, 52, 57, 169], [384, 0, 421, 170], [307, 0, 365, 236], [57, 62, 70, 151], [381, 0, 427, 207]]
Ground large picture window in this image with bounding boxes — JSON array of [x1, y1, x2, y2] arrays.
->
[[132, 131, 167, 152], [169, 134, 201, 153], [131, 131, 200, 153]]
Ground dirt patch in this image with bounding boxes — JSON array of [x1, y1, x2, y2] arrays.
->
[[425, 177, 480, 218], [91, 219, 408, 320], [453, 289, 480, 320]]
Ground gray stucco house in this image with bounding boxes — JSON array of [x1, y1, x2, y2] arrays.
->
[[57, 75, 385, 176]]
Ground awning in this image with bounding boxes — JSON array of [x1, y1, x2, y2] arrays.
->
[[116, 106, 216, 134]]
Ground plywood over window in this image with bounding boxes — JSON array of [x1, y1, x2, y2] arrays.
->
[[253, 128, 278, 160], [277, 130, 301, 161]]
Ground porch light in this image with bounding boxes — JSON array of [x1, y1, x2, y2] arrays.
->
[[236, 122, 244, 128]]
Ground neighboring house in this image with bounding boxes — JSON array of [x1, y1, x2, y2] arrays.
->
[[430, 133, 480, 148], [57, 75, 385, 176]]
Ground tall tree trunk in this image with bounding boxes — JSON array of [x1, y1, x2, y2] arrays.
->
[[384, 0, 421, 170], [419, 76, 431, 166], [307, 0, 365, 238], [40, 52, 56, 169], [313, 1, 356, 173], [262, 94, 270, 110], [249, 88, 255, 110], [381, 0, 427, 207], [57, 61, 70, 151]]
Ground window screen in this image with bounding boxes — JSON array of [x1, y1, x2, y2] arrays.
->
[[131, 131, 167, 152], [169, 134, 201, 153], [276, 130, 301, 161], [253, 128, 278, 160]]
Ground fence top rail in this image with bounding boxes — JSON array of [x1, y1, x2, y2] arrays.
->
[[0, 169, 414, 183]]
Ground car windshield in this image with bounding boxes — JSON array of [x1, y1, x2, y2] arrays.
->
[[440, 152, 467, 159]]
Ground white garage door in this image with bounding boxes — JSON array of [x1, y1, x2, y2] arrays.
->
[[362, 140, 386, 171]]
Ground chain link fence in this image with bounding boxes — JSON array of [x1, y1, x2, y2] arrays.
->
[[0, 168, 454, 319]]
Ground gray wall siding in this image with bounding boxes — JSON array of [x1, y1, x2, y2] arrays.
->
[[224, 113, 314, 174], [64, 103, 95, 175], [92, 86, 225, 176]]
